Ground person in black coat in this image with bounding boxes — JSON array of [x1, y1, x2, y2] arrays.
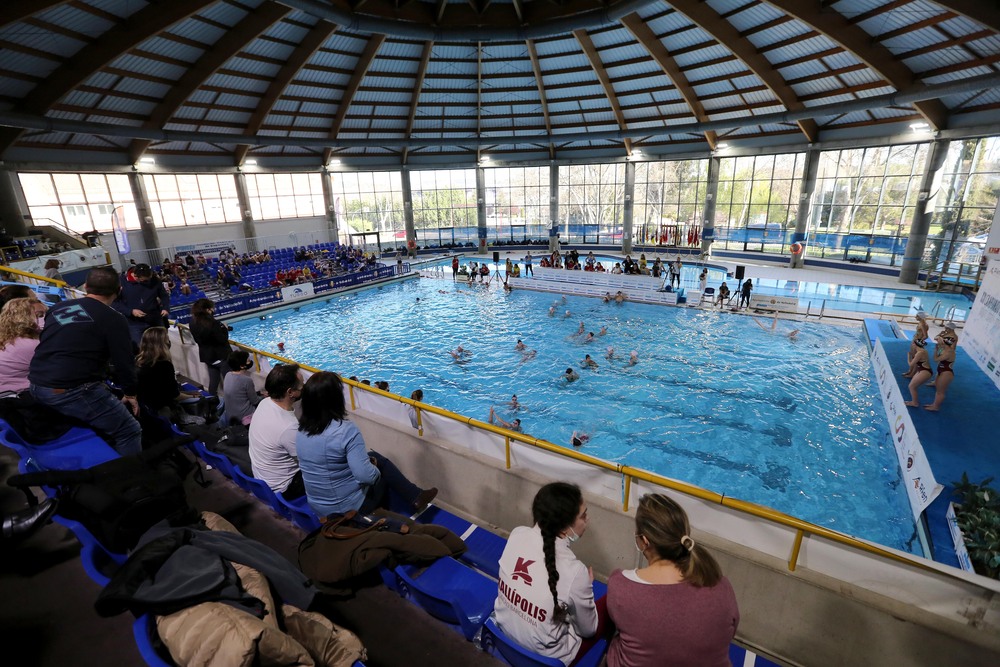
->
[[114, 263, 170, 347], [189, 298, 231, 395]]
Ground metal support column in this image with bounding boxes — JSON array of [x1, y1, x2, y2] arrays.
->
[[700, 156, 720, 257], [401, 169, 416, 258], [320, 169, 339, 244], [790, 148, 820, 269], [549, 164, 560, 253], [233, 172, 257, 247], [622, 160, 635, 255], [900, 139, 949, 284], [476, 165, 487, 254], [128, 171, 160, 253], [0, 170, 29, 236]]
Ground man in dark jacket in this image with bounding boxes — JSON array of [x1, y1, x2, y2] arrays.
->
[[29, 266, 142, 456], [115, 263, 170, 346]]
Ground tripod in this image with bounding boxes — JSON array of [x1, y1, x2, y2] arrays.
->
[[489, 268, 507, 287]]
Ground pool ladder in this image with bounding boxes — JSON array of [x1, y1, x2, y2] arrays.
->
[[805, 299, 827, 320]]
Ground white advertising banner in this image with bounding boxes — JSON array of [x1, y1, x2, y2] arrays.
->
[[750, 294, 799, 313], [12, 247, 108, 277], [960, 261, 1000, 391], [280, 282, 315, 302], [871, 340, 943, 520], [663, 291, 678, 305]]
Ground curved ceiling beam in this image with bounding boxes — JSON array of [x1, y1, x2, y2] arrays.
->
[[401, 40, 433, 165], [130, 2, 292, 164], [277, 0, 660, 41], [930, 1, 1000, 33], [765, 0, 949, 130], [527, 39, 556, 159], [669, 0, 818, 142], [3, 71, 998, 149], [0, 0, 72, 29], [620, 12, 716, 150], [573, 29, 632, 155], [323, 33, 386, 164], [0, 0, 212, 157], [234, 19, 339, 166]]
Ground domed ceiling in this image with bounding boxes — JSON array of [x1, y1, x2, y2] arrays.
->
[[1, 0, 998, 167]]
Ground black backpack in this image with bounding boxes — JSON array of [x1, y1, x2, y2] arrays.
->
[[7, 437, 199, 553]]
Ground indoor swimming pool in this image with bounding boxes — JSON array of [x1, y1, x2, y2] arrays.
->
[[230, 279, 918, 553]]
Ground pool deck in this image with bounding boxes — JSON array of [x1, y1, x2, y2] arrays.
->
[[882, 337, 1000, 566]]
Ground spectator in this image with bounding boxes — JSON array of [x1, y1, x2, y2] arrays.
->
[[0, 298, 44, 394], [222, 349, 261, 425], [0, 285, 34, 312], [249, 363, 306, 498], [715, 281, 730, 308], [739, 279, 753, 309], [135, 327, 202, 419], [494, 482, 600, 666], [606, 494, 738, 667], [29, 267, 142, 456], [44, 259, 64, 282], [295, 371, 437, 517], [114, 263, 170, 347], [189, 298, 231, 395]]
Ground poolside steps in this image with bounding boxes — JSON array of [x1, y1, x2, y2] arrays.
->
[[862, 317, 905, 351]]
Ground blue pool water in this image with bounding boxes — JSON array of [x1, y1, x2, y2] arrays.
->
[[230, 279, 918, 553]]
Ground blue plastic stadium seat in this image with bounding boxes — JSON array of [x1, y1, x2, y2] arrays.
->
[[393, 557, 496, 640], [133, 614, 175, 667], [415, 506, 504, 579], [232, 464, 293, 519], [200, 447, 236, 479], [481, 618, 607, 667], [277, 493, 322, 532]]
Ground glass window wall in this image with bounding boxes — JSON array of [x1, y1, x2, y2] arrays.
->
[[559, 163, 625, 244], [244, 172, 324, 221], [18, 172, 139, 235], [410, 169, 478, 247], [329, 171, 405, 250], [634, 159, 708, 249], [143, 173, 241, 226], [483, 166, 550, 243]]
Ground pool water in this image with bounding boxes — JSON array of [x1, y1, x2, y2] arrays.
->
[[230, 279, 918, 553]]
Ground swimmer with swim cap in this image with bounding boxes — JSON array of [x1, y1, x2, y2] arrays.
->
[[628, 350, 638, 365], [571, 431, 590, 447], [563, 367, 580, 382], [583, 354, 598, 369], [606, 346, 615, 360]]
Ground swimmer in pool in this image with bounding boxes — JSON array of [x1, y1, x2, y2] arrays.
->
[[563, 310, 572, 319], [509, 394, 520, 410], [597, 326, 607, 336], [576, 321, 585, 335], [515, 339, 526, 351], [606, 346, 615, 360], [489, 407, 523, 433], [548, 305, 556, 316], [754, 313, 801, 340], [628, 350, 639, 366], [519, 349, 537, 363], [904, 338, 932, 407], [584, 332, 595, 343], [449, 345, 471, 361], [603, 292, 612, 303], [571, 431, 590, 448], [562, 367, 580, 382], [582, 354, 599, 369], [615, 291, 626, 304]]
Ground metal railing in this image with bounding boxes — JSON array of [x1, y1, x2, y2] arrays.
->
[[0, 265, 69, 289], [173, 321, 965, 580]]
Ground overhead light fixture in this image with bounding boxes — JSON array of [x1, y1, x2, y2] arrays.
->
[[630, 150, 642, 157], [327, 159, 342, 167], [139, 157, 155, 164], [479, 155, 491, 163], [909, 122, 930, 132], [245, 159, 257, 166], [716, 143, 729, 150]]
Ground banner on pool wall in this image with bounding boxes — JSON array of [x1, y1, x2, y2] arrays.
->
[[749, 294, 799, 313], [871, 340, 943, 520], [281, 283, 315, 302], [960, 262, 1000, 392]]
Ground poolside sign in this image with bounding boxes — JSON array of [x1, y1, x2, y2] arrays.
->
[[749, 294, 798, 313], [871, 340, 943, 520], [961, 263, 1000, 392], [280, 282, 315, 302]]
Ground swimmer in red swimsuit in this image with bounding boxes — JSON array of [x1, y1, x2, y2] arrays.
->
[[924, 331, 957, 411], [904, 338, 932, 407]]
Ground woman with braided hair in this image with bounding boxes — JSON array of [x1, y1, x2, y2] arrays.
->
[[606, 493, 738, 667], [494, 482, 600, 666]]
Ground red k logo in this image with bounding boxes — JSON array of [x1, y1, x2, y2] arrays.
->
[[512, 557, 535, 584]]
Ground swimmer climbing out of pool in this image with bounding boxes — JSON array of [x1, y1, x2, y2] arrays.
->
[[904, 338, 932, 407], [924, 328, 957, 411]]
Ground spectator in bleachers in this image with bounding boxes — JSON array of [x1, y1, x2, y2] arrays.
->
[[135, 326, 202, 419], [0, 297, 44, 394], [189, 298, 232, 395], [0, 284, 35, 312], [223, 349, 261, 426], [295, 371, 437, 517], [249, 363, 306, 498], [43, 259, 63, 282], [606, 494, 738, 667], [495, 482, 600, 666], [29, 267, 142, 456], [114, 263, 170, 347]]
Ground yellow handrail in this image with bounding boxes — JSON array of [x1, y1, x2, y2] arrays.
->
[[0, 264, 69, 288], [174, 322, 953, 579]]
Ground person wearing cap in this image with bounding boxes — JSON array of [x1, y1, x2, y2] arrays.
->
[[903, 313, 932, 377], [114, 262, 170, 347], [29, 267, 142, 456], [904, 337, 933, 407], [925, 326, 958, 411]]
